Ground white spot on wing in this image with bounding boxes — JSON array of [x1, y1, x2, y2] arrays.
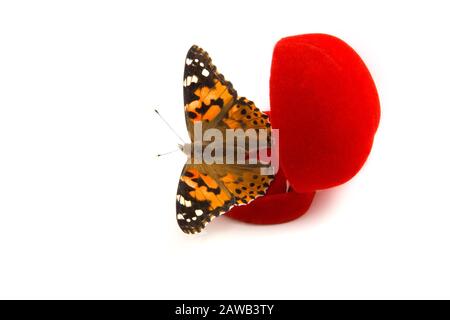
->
[[186, 58, 193, 65], [195, 209, 203, 216], [177, 214, 184, 220], [202, 69, 210, 77]]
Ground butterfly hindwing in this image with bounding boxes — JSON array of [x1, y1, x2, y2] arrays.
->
[[221, 97, 271, 131], [217, 165, 274, 206]]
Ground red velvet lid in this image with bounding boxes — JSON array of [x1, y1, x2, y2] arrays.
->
[[270, 34, 380, 193]]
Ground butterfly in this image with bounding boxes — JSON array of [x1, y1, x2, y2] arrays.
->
[[176, 45, 274, 234]]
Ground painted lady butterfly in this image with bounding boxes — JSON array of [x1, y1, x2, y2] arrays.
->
[[176, 45, 274, 234]]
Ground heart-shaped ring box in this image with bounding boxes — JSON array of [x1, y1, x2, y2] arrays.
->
[[227, 34, 380, 224]]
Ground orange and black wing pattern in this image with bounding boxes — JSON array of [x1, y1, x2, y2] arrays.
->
[[221, 97, 270, 130], [219, 166, 274, 206], [176, 165, 235, 234], [176, 164, 274, 234], [183, 45, 237, 137]]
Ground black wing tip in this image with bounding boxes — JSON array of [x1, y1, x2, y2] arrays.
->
[[187, 44, 201, 56], [189, 44, 202, 52], [187, 44, 211, 60]]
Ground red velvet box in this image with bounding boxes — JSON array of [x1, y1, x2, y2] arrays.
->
[[227, 34, 380, 224]]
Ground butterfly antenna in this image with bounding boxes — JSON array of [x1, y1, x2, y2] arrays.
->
[[154, 108, 187, 144], [156, 148, 180, 158]]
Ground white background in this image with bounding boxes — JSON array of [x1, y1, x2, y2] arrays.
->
[[1, 0, 449, 299]]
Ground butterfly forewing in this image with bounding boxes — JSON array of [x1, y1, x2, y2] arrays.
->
[[176, 165, 235, 234], [183, 45, 237, 138]]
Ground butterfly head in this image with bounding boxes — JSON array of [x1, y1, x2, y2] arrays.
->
[[179, 143, 192, 159]]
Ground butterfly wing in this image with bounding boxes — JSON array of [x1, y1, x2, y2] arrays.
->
[[214, 164, 274, 206], [184, 45, 270, 135], [176, 163, 274, 234], [176, 164, 235, 234], [183, 45, 238, 139]]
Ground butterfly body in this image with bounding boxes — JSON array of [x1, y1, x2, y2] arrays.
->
[[176, 45, 274, 234]]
